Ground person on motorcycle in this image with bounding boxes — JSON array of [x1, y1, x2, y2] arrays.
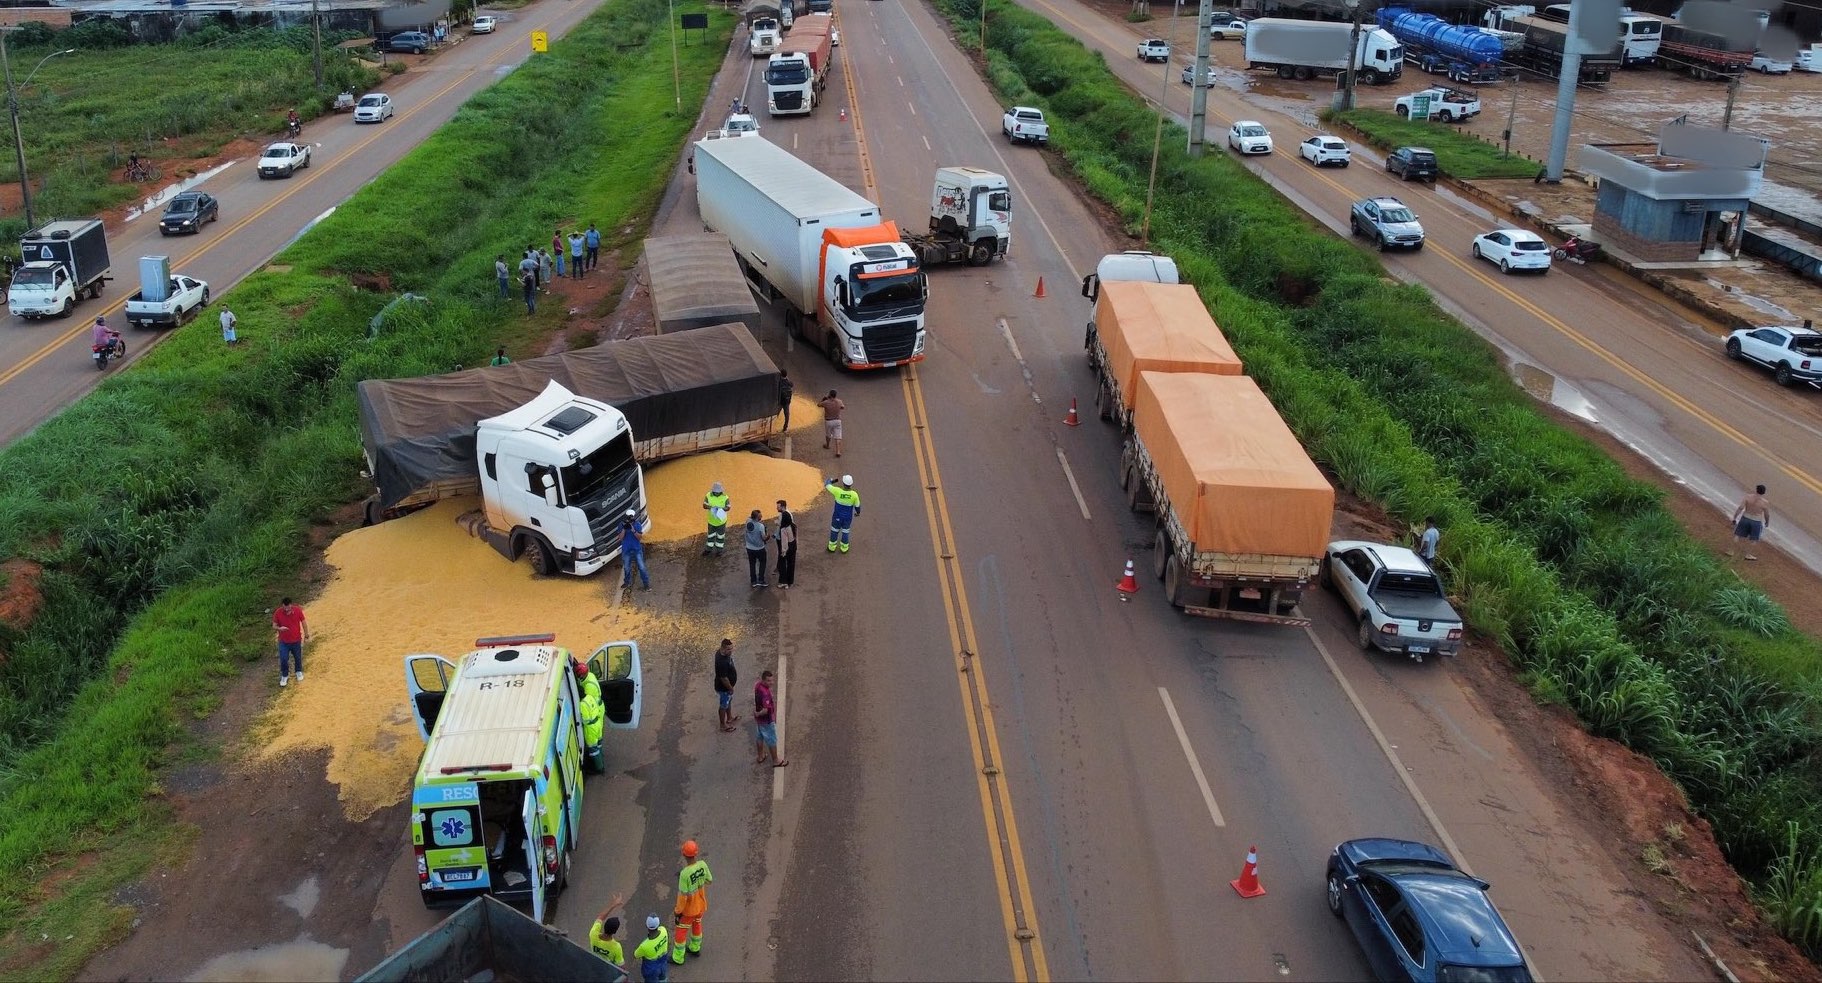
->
[[91, 316, 120, 350], [286, 108, 301, 134]]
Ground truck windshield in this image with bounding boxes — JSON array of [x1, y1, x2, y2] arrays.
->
[[560, 430, 638, 509], [766, 62, 810, 84], [10, 268, 53, 287], [848, 271, 923, 312]]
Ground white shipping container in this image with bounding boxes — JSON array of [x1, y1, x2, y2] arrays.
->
[[693, 136, 882, 316]]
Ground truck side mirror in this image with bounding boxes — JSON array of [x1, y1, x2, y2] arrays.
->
[[1081, 274, 1099, 301]]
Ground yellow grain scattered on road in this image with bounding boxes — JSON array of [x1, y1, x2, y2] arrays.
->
[[642, 450, 827, 544], [786, 392, 823, 432], [258, 499, 660, 821]]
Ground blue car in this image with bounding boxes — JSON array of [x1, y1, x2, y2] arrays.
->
[[1326, 838, 1533, 982]]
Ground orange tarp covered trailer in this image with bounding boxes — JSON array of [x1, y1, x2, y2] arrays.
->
[[1092, 281, 1242, 425]]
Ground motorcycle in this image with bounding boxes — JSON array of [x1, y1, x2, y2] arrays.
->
[[92, 335, 126, 371], [286, 118, 302, 138], [1553, 236, 1602, 264]]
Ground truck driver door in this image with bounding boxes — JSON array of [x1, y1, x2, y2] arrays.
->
[[587, 641, 643, 730], [403, 654, 455, 742]]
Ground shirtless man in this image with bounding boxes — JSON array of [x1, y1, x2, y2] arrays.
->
[[1728, 484, 1771, 560]]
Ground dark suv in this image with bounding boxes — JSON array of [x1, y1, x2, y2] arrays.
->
[[1386, 146, 1439, 183], [387, 31, 431, 53]]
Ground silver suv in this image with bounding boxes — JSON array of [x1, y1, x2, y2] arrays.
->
[[1350, 196, 1425, 252]]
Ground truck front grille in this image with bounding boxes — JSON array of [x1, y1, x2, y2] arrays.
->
[[774, 92, 805, 111], [862, 321, 920, 364]]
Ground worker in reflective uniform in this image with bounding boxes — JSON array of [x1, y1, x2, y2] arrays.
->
[[702, 481, 731, 555], [634, 914, 671, 983], [825, 475, 862, 553], [574, 658, 605, 773], [671, 840, 713, 963]]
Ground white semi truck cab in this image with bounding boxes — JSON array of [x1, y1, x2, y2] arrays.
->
[[750, 16, 780, 55], [903, 166, 1012, 267], [469, 383, 647, 577]]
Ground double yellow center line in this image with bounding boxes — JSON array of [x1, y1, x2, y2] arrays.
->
[[839, 17, 1051, 981]]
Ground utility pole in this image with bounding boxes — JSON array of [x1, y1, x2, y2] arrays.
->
[[1502, 73, 1519, 157], [1341, 0, 1367, 111], [310, 0, 323, 89], [1142, 2, 1174, 247], [1188, 0, 1212, 156], [0, 32, 26, 230], [980, 0, 987, 53], [1721, 72, 1740, 131]]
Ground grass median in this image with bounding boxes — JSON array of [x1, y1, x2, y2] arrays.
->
[[0, 1, 732, 975], [1331, 107, 1543, 180], [945, 0, 1822, 955], [0, 20, 384, 243]]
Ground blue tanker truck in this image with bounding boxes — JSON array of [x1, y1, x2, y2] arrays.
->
[[1376, 8, 1508, 83]]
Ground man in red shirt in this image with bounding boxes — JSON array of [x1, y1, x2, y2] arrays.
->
[[273, 597, 310, 687]]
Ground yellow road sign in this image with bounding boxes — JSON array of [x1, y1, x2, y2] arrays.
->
[[530, 30, 549, 52]]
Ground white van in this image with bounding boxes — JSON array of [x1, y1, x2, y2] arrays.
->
[[1080, 251, 1182, 302]]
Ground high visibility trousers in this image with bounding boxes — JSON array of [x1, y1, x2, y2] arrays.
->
[[828, 515, 852, 552], [706, 524, 727, 550], [671, 916, 703, 963]]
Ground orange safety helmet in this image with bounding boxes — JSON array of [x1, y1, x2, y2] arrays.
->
[[681, 840, 699, 859]]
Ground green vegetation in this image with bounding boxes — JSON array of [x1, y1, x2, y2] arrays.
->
[[0, 21, 382, 242], [0, 1, 731, 975], [945, 0, 1822, 954], [1330, 108, 1542, 180]]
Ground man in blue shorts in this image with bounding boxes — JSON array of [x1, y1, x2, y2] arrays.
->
[[714, 639, 739, 733]]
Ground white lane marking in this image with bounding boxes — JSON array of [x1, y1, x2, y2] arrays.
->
[[996, 317, 1041, 405], [1304, 626, 1463, 862], [923, 135, 931, 151], [1056, 447, 1091, 521], [1159, 687, 1225, 828], [793, 132, 799, 150], [898, 75, 905, 86], [773, 654, 788, 801], [907, 102, 917, 116], [891, 1, 1083, 286]]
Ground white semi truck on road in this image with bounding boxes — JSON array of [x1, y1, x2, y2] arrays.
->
[[694, 135, 928, 370]]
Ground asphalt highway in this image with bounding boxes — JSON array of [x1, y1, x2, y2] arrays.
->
[[1008, 0, 1822, 579], [433, 5, 1717, 981], [0, 3, 599, 446]]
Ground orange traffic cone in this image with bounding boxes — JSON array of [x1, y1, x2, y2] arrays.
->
[[1064, 397, 1081, 427], [1231, 846, 1266, 898], [1115, 559, 1139, 599], [1033, 276, 1046, 299]]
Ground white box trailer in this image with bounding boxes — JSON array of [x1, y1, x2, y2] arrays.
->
[[694, 135, 927, 369]]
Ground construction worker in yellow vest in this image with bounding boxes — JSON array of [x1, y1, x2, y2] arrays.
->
[[702, 482, 731, 556], [825, 475, 861, 553], [671, 840, 712, 963], [573, 658, 605, 773]]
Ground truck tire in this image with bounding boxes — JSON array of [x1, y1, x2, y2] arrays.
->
[[89, 281, 104, 300], [1437, 109, 1455, 123], [1126, 472, 1146, 512], [524, 536, 558, 576], [60, 298, 73, 318], [1362, 68, 1380, 84], [1395, 104, 1410, 118], [201, 288, 211, 307], [1294, 66, 1314, 81], [1356, 617, 1375, 651], [785, 307, 804, 341], [1163, 554, 1184, 608], [1153, 528, 1170, 580], [1276, 65, 1294, 79], [968, 243, 993, 267]]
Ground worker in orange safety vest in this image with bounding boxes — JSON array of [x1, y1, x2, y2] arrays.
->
[[671, 839, 713, 964]]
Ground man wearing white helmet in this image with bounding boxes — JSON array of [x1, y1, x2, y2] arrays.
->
[[824, 474, 862, 553], [634, 913, 671, 982]]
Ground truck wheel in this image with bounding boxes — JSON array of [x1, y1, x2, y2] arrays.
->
[[362, 496, 384, 527], [201, 288, 211, 307], [1294, 66, 1313, 81], [1097, 382, 1115, 422], [1153, 528, 1170, 580], [525, 537, 558, 576], [1362, 68, 1380, 84], [785, 308, 803, 341], [559, 847, 573, 889], [1438, 110, 1455, 123], [1357, 617, 1375, 651], [1126, 473, 1146, 512], [60, 298, 73, 318], [1725, 338, 1742, 359], [968, 243, 993, 267], [1276, 66, 1294, 79], [91, 281, 103, 300], [1395, 105, 1410, 118], [1776, 363, 1795, 386], [1163, 555, 1184, 608], [826, 332, 844, 368]]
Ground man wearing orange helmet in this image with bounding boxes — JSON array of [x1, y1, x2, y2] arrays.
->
[[671, 840, 713, 964]]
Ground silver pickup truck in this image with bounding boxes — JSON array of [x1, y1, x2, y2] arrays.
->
[[1324, 540, 1464, 661], [124, 274, 210, 329]]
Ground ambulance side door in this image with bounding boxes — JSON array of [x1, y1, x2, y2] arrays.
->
[[588, 640, 643, 729], [403, 654, 456, 742]]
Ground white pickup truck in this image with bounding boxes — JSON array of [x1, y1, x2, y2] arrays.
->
[[1001, 106, 1050, 146], [1394, 87, 1481, 123], [124, 274, 210, 329], [1323, 540, 1464, 662]]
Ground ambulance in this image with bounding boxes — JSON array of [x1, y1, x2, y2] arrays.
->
[[404, 633, 642, 920]]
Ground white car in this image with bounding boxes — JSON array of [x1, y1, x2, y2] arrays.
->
[[1138, 38, 1171, 62], [354, 93, 394, 123], [256, 142, 311, 178], [1209, 17, 1248, 39], [721, 113, 761, 137], [1299, 135, 1350, 167], [1724, 325, 1822, 387], [1752, 51, 1793, 73], [1471, 229, 1552, 273], [1180, 64, 1217, 85], [472, 14, 497, 34], [831, 29, 840, 45], [1227, 120, 1272, 155], [1798, 47, 1821, 72]]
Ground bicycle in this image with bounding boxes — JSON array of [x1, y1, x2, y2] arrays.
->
[[125, 159, 156, 183]]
